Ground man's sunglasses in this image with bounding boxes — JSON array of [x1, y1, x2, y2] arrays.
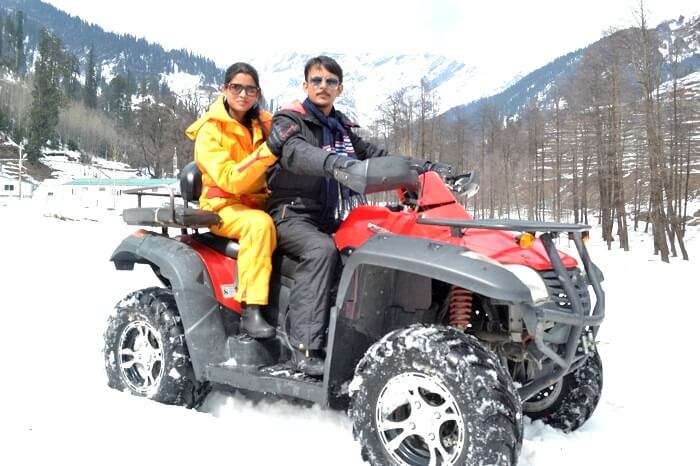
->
[[225, 83, 260, 96], [307, 77, 341, 89]]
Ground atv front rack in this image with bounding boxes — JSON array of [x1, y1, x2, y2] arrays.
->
[[417, 217, 591, 236], [418, 217, 605, 400]]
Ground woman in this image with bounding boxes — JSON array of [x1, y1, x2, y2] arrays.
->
[[185, 62, 279, 339]]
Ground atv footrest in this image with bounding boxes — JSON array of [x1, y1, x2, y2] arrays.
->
[[258, 364, 323, 383], [206, 363, 325, 404], [123, 207, 220, 228]]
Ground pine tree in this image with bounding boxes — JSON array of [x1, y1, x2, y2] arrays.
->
[[26, 29, 64, 161], [3, 13, 14, 70], [61, 54, 81, 101], [14, 10, 24, 75], [105, 75, 133, 128], [0, 12, 5, 62], [83, 45, 98, 108]]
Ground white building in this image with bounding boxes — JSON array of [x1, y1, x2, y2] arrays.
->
[[0, 171, 35, 197], [36, 178, 179, 210]]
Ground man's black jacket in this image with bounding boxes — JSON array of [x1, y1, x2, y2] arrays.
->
[[266, 102, 389, 225]]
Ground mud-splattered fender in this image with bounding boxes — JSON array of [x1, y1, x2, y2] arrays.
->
[[335, 234, 534, 306], [110, 231, 227, 381]]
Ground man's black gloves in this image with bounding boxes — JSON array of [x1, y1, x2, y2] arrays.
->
[[267, 118, 300, 156], [323, 153, 359, 179]]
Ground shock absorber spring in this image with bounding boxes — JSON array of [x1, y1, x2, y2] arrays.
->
[[449, 286, 473, 330]]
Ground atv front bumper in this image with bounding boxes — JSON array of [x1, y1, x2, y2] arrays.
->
[[518, 232, 605, 400]]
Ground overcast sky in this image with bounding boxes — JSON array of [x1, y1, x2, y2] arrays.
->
[[45, 0, 698, 80]]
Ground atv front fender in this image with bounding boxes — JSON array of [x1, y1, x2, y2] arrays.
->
[[323, 234, 535, 406], [336, 234, 534, 305], [110, 231, 228, 380]]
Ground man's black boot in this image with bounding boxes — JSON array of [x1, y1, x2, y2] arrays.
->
[[293, 348, 325, 377], [240, 305, 275, 339]]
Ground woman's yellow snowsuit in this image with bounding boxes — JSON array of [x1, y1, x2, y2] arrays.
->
[[185, 95, 277, 305]]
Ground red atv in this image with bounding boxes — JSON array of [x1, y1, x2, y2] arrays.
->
[[105, 156, 604, 466]]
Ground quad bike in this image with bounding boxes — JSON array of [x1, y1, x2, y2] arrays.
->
[[104, 156, 605, 466]]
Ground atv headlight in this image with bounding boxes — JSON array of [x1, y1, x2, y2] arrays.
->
[[460, 251, 550, 304], [503, 265, 550, 304]]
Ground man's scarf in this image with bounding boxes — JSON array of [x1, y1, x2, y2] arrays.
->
[[302, 98, 357, 225]]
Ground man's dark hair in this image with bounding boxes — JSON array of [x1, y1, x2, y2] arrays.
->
[[304, 56, 343, 83]]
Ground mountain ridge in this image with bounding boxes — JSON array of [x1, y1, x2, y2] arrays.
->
[[1, 0, 697, 124]]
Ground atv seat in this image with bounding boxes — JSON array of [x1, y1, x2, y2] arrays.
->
[[194, 232, 240, 259], [181, 162, 299, 277], [192, 233, 299, 277]]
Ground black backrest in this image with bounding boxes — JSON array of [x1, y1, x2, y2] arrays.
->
[[180, 161, 203, 204]]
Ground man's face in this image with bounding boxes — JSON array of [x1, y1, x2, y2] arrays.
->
[[303, 65, 343, 112]]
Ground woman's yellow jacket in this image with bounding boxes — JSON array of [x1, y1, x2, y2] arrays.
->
[[185, 95, 276, 211]]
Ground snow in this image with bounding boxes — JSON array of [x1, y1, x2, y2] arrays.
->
[[40, 152, 141, 181], [161, 71, 204, 96], [1, 197, 699, 465]]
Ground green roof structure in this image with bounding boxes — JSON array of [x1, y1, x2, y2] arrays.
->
[[64, 178, 177, 187]]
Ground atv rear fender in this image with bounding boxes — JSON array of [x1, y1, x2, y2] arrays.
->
[[110, 231, 227, 380]]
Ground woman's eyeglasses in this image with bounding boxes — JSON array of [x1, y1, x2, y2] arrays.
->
[[225, 83, 260, 97], [307, 77, 341, 89]]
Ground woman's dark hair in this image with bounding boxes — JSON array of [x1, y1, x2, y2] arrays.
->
[[223, 62, 266, 136], [304, 56, 343, 83]]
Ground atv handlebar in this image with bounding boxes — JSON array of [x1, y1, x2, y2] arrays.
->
[[335, 156, 481, 200], [335, 156, 419, 194]]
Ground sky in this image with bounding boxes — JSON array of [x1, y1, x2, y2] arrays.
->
[[43, 0, 699, 82]]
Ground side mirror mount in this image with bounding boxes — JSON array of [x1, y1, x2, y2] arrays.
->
[[453, 171, 480, 198]]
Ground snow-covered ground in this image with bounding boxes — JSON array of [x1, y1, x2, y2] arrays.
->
[[0, 198, 698, 466], [40, 152, 142, 181]]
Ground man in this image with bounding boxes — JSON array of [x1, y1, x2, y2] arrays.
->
[[264, 56, 392, 376]]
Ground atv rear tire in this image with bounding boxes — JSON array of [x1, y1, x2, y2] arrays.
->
[[523, 351, 603, 432], [104, 287, 209, 408], [350, 325, 522, 466]]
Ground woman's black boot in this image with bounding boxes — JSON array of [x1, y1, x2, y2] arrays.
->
[[240, 305, 275, 339]]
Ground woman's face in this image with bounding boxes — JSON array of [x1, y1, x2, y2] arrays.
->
[[223, 72, 259, 117]]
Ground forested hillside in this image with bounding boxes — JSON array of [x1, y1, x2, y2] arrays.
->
[[367, 11, 699, 261]]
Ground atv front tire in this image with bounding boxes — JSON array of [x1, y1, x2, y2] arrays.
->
[[350, 325, 522, 466], [523, 351, 603, 432], [103, 287, 209, 408]]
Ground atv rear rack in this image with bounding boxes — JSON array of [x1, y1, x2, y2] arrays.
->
[[122, 185, 220, 233], [124, 184, 180, 209], [417, 217, 605, 400]]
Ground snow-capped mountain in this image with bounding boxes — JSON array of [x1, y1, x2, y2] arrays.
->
[[240, 51, 509, 125], [157, 51, 510, 125], [3, 0, 697, 127], [0, 0, 507, 125], [162, 14, 699, 124], [446, 14, 700, 120]]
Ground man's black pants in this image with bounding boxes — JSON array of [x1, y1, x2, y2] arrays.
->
[[274, 214, 339, 350]]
